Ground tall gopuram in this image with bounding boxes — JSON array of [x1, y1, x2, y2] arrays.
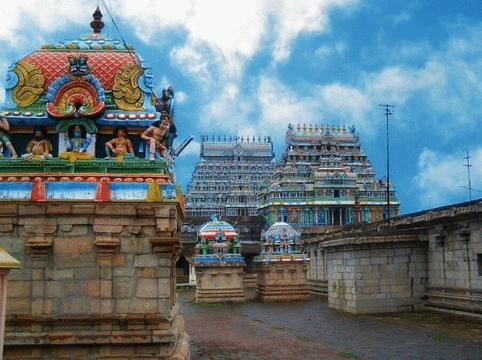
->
[[0, 7, 189, 360], [184, 135, 276, 217], [258, 124, 400, 227]]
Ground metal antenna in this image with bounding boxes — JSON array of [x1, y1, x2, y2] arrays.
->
[[379, 104, 394, 223], [463, 149, 472, 201]]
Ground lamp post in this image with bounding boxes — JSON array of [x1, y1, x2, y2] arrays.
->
[[380, 104, 394, 223]]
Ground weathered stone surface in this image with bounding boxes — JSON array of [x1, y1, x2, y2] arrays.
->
[[54, 237, 93, 254], [3, 202, 188, 359], [137, 278, 158, 298]]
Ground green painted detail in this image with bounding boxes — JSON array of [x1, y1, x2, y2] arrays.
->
[[0, 158, 169, 175], [56, 119, 98, 133]]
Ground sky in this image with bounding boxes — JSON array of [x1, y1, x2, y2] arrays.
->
[[0, 0, 481, 215]]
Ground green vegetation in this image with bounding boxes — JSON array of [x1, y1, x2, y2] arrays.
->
[[338, 352, 358, 359], [296, 335, 312, 341]]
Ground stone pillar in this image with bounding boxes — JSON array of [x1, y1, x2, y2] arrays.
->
[[255, 258, 310, 302], [1, 202, 190, 360]]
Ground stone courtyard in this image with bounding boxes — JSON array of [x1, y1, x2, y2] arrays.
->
[[179, 288, 482, 360]]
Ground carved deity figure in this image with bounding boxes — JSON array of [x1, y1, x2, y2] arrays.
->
[[155, 86, 174, 115], [0, 114, 17, 158], [59, 125, 93, 163], [22, 126, 53, 160], [105, 126, 135, 161], [141, 118, 171, 160]]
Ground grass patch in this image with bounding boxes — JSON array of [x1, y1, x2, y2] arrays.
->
[[194, 302, 227, 308], [272, 326, 285, 331], [297, 335, 312, 341], [338, 352, 358, 359], [400, 312, 444, 322], [434, 331, 453, 342]]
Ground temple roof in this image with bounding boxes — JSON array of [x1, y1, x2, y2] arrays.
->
[[262, 222, 300, 243], [198, 216, 238, 240], [1, 7, 158, 128]]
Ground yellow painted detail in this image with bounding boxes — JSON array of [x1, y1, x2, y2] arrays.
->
[[112, 62, 144, 111], [13, 60, 45, 107], [147, 181, 162, 202]]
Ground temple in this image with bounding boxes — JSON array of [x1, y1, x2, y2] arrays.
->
[[0, 7, 189, 360], [184, 135, 276, 217], [258, 124, 400, 227]]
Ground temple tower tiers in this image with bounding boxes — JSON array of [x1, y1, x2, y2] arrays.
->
[[0, 8, 189, 360], [258, 123, 400, 227], [254, 222, 310, 302], [184, 135, 276, 217], [193, 215, 246, 303]]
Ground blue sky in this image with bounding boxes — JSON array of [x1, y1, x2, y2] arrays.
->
[[1, 0, 481, 214]]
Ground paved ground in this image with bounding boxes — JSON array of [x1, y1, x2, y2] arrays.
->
[[178, 289, 482, 360]]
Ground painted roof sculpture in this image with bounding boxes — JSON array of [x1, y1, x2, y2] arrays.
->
[[0, 6, 183, 205], [3, 6, 159, 128], [262, 222, 300, 244], [257, 221, 307, 262], [195, 215, 243, 263]]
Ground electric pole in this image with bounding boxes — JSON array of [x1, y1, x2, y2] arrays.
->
[[463, 149, 472, 201], [379, 104, 394, 222]]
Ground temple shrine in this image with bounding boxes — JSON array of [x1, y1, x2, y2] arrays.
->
[[254, 222, 309, 302], [0, 7, 189, 360], [258, 124, 400, 227], [184, 135, 276, 217], [193, 215, 246, 303]]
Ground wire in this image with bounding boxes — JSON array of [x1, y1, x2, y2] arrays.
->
[[100, 0, 140, 66]]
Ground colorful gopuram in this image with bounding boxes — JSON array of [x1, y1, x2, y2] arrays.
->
[[258, 124, 400, 227], [184, 135, 276, 217], [193, 215, 246, 303], [0, 7, 189, 360], [254, 222, 310, 302]]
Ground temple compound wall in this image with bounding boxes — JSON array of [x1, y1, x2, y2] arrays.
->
[[0, 202, 189, 360], [305, 199, 482, 316]]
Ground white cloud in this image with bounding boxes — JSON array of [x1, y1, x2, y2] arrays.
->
[[0, 1, 91, 46], [315, 42, 346, 61], [392, 12, 411, 26], [414, 147, 482, 208], [271, 0, 357, 62], [176, 91, 188, 104]]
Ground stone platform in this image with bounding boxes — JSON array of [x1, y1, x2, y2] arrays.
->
[[0, 201, 190, 360], [194, 262, 246, 303], [255, 259, 309, 302]]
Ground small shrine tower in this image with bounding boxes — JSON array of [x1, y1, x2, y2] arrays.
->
[[193, 215, 246, 303], [254, 222, 310, 302]]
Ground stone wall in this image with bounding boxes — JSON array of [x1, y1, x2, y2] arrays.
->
[[305, 199, 482, 317], [0, 202, 189, 360], [324, 235, 427, 314]]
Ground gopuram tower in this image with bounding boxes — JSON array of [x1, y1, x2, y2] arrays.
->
[[0, 7, 189, 360], [258, 124, 400, 227]]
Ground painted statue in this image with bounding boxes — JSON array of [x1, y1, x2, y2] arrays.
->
[[59, 125, 93, 163], [155, 87, 174, 116], [0, 114, 18, 159], [105, 126, 135, 161], [22, 126, 53, 160], [141, 118, 172, 160]]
